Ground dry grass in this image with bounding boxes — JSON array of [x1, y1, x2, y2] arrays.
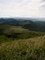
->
[[0, 36, 45, 60], [0, 35, 45, 47]]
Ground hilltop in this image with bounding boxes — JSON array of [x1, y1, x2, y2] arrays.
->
[[0, 35, 45, 60]]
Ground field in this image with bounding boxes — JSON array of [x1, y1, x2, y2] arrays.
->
[[0, 25, 45, 43], [0, 19, 45, 60], [0, 35, 45, 60]]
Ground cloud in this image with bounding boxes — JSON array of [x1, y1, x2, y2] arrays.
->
[[41, 0, 45, 2], [0, 0, 45, 18], [0, 0, 31, 4], [41, 4, 45, 8], [40, 4, 45, 11], [40, 0, 45, 11]]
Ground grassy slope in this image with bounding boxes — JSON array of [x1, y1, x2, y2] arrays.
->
[[0, 24, 45, 60], [0, 25, 45, 43], [0, 25, 29, 33], [0, 36, 45, 60]]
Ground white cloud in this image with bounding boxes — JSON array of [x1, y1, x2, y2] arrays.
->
[[0, 0, 45, 18]]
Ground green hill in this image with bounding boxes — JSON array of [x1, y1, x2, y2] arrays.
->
[[0, 18, 45, 60], [0, 36, 45, 60]]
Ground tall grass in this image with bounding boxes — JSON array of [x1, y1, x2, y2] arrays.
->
[[0, 36, 45, 60]]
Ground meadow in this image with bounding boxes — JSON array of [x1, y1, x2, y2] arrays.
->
[[0, 35, 45, 60], [0, 19, 45, 60]]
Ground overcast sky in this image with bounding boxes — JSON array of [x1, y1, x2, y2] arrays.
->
[[0, 0, 45, 18]]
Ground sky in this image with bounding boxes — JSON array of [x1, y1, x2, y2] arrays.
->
[[0, 0, 45, 18]]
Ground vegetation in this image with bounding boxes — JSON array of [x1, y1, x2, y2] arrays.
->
[[0, 18, 45, 32], [0, 25, 45, 43], [0, 18, 45, 60], [0, 36, 45, 60]]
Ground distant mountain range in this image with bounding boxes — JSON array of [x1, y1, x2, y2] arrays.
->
[[0, 18, 45, 32], [0, 17, 45, 21]]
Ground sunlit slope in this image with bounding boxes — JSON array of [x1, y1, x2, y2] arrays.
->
[[0, 36, 45, 60]]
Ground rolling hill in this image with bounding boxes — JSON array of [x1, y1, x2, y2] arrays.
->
[[0, 35, 45, 60], [0, 18, 45, 60], [0, 18, 45, 32]]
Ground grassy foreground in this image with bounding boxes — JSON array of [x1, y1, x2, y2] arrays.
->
[[0, 36, 45, 60]]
